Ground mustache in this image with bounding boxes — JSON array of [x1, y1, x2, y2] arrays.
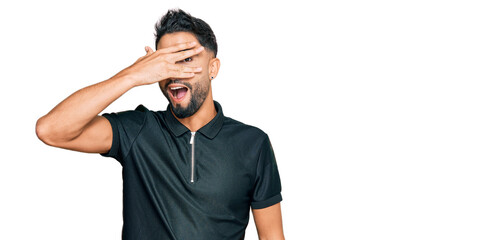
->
[[166, 79, 193, 91]]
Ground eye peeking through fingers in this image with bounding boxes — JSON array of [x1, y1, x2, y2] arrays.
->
[[183, 57, 192, 63]]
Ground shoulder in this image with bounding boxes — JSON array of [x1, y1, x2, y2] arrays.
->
[[121, 104, 166, 120], [222, 116, 270, 144], [101, 104, 150, 126]]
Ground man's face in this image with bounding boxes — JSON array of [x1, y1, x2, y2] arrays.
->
[[157, 32, 212, 118]]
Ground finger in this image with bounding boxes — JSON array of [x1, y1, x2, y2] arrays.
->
[[170, 46, 204, 62], [178, 66, 203, 73], [145, 46, 154, 55], [170, 72, 196, 79], [158, 41, 198, 54], [168, 64, 202, 73], [136, 46, 153, 62]]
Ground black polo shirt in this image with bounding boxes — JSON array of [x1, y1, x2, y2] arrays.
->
[[99, 100, 282, 240]]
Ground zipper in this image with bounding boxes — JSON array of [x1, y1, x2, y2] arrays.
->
[[189, 131, 196, 183]]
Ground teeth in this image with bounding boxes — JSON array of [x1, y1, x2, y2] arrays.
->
[[170, 87, 183, 90]]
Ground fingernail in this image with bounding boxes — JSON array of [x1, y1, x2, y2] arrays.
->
[[198, 46, 204, 51]]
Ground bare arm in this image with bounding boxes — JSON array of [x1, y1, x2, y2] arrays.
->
[[35, 75, 135, 153], [252, 203, 285, 240], [36, 42, 205, 153]]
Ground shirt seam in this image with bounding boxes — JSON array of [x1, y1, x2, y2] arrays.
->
[[253, 135, 265, 187], [253, 134, 272, 194], [122, 110, 149, 161], [251, 193, 282, 209]]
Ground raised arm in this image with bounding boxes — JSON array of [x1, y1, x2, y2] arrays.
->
[[35, 42, 204, 153], [252, 203, 285, 240]]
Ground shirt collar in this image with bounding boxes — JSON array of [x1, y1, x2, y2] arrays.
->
[[165, 100, 225, 139]]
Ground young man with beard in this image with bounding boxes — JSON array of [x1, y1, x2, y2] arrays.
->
[[36, 9, 284, 240]]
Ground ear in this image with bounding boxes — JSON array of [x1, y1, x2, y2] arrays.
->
[[208, 57, 220, 81]]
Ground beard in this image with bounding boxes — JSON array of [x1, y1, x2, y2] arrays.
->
[[166, 79, 210, 119]]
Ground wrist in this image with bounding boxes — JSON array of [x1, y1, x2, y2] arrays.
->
[[109, 71, 139, 89]]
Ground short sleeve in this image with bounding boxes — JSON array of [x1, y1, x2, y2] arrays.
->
[[250, 135, 283, 209], [99, 105, 148, 165]]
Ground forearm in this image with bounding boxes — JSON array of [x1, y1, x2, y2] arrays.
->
[[36, 74, 136, 142], [36, 42, 203, 144], [259, 234, 285, 240], [258, 229, 285, 240], [253, 203, 285, 240]]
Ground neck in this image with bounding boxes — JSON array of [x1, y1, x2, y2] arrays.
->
[[172, 90, 216, 132]]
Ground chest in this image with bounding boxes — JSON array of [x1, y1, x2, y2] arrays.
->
[[125, 130, 257, 204]]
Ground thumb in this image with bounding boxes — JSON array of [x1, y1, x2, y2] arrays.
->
[[145, 46, 154, 55], [135, 46, 153, 63]]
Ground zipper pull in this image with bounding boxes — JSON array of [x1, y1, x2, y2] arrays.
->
[[190, 131, 196, 144]]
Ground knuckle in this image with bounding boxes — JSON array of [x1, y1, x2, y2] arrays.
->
[[166, 64, 176, 70], [163, 57, 173, 64]]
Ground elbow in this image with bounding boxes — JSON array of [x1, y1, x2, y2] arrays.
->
[[36, 116, 80, 147], [36, 116, 61, 146], [35, 117, 52, 145]]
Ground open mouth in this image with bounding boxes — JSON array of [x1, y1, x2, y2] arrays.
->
[[168, 84, 190, 102]]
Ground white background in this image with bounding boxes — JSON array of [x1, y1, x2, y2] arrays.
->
[[1, 0, 502, 239]]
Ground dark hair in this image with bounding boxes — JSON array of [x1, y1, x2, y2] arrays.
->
[[154, 9, 217, 57]]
